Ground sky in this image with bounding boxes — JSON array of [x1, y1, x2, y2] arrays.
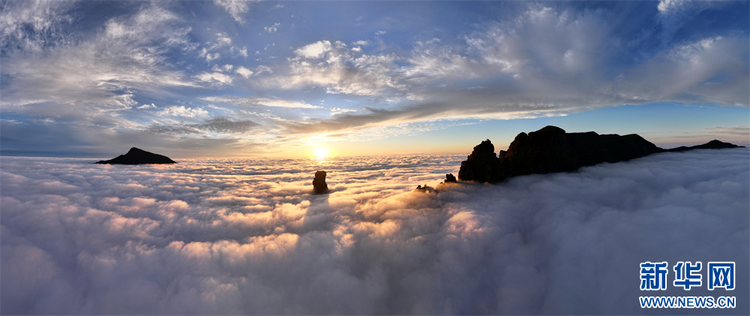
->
[[0, 0, 748, 158], [2, 149, 747, 314]]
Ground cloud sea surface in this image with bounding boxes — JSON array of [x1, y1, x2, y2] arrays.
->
[[1, 150, 748, 314]]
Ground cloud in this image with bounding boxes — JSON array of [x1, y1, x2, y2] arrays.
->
[[195, 72, 233, 86], [264, 23, 281, 33], [200, 32, 241, 63], [657, 0, 721, 17], [212, 64, 234, 72], [658, 0, 689, 13], [276, 40, 407, 96], [656, 0, 728, 43], [1, 149, 747, 314], [235, 66, 254, 78], [0, 0, 76, 54], [330, 107, 358, 115], [1, 3, 198, 119], [255, 98, 322, 109], [1, 1, 746, 158], [158, 106, 209, 118], [213, 0, 258, 23], [294, 40, 333, 59], [255, 65, 272, 75], [703, 126, 750, 137], [203, 96, 322, 109], [200, 50, 221, 63], [215, 32, 232, 47], [255, 4, 746, 137], [197, 117, 258, 133], [614, 36, 748, 105], [464, 5, 617, 95], [137, 103, 157, 110], [148, 116, 258, 135], [236, 46, 249, 57]]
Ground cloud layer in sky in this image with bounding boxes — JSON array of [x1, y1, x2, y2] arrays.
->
[[0, 0, 747, 157], [2, 149, 747, 314]]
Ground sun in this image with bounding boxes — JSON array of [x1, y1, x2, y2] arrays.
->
[[312, 146, 330, 159]]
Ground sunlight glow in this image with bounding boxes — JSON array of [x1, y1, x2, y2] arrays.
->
[[312, 146, 330, 159]]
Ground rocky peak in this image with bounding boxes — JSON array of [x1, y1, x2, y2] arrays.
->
[[96, 147, 176, 165]]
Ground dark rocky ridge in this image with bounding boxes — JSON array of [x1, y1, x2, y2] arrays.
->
[[96, 147, 176, 165], [457, 126, 743, 183]]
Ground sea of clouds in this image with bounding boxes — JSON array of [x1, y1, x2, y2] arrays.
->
[[1, 149, 748, 314]]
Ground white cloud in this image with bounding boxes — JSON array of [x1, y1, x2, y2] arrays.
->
[[0, 0, 76, 54], [200, 96, 322, 109], [294, 40, 333, 59], [0, 4, 198, 119], [266, 4, 747, 137], [406, 38, 479, 81], [195, 72, 233, 86], [235, 66, 254, 78], [213, 0, 257, 23], [657, 0, 720, 14], [215, 32, 232, 46], [212, 64, 235, 72], [466, 6, 613, 89], [656, 0, 725, 41], [1, 149, 747, 314], [616, 36, 749, 105], [257, 98, 321, 109], [158, 105, 209, 118], [148, 116, 258, 135], [205, 52, 220, 62], [264, 22, 281, 33], [658, 0, 685, 13], [137, 103, 157, 110], [331, 107, 358, 115], [255, 65, 272, 75], [276, 40, 407, 96], [201, 32, 247, 63]]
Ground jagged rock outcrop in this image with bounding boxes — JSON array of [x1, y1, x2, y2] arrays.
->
[[457, 140, 502, 183], [96, 147, 176, 164], [312, 170, 328, 194], [414, 184, 436, 193], [445, 173, 457, 183], [458, 126, 744, 183], [458, 126, 663, 182]]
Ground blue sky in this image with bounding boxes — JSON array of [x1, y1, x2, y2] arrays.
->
[[1, 0, 748, 158]]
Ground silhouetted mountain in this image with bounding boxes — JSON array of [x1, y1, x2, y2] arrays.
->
[[458, 126, 743, 183], [667, 140, 744, 152], [96, 147, 176, 164], [313, 170, 328, 194]]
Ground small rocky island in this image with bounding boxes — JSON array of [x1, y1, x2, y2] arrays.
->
[[454, 125, 743, 184], [96, 147, 176, 165]]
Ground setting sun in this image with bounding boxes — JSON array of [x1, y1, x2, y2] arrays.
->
[[1, 0, 748, 314], [312, 146, 330, 159]]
